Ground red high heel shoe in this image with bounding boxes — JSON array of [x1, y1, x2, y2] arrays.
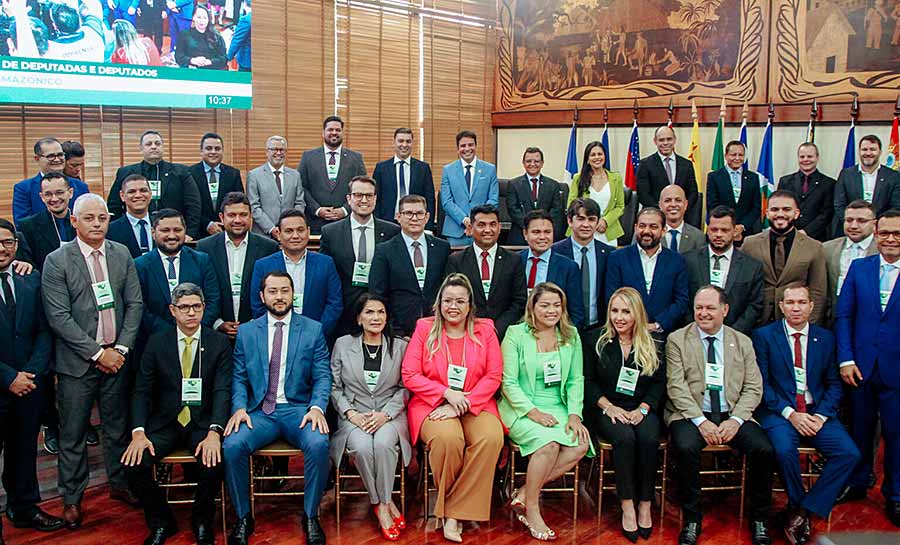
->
[[392, 512, 406, 530], [374, 506, 400, 541]]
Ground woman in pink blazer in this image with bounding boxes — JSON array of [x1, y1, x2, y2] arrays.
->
[[402, 273, 504, 543]]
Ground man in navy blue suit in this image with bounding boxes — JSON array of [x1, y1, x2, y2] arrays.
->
[[372, 128, 436, 231], [223, 271, 331, 545], [249, 210, 342, 338], [606, 207, 689, 336], [12, 137, 89, 227], [835, 209, 900, 527], [107, 175, 154, 259], [552, 198, 614, 329], [520, 209, 584, 328], [753, 284, 859, 544]]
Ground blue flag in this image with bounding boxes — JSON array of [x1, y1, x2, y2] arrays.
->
[[757, 121, 774, 227], [565, 122, 578, 184], [843, 122, 856, 169], [601, 125, 610, 170], [739, 120, 748, 170]]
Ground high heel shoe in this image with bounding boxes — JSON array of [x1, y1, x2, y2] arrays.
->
[[392, 512, 406, 530], [442, 518, 462, 542], [516, 513, 557, 541], [373, 506, 400, 541], [621, 525, 639, 543], [638, 525, 652, 539], [506, 487, 526, 516]]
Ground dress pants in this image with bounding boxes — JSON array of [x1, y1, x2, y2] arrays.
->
[[445, 235, 473, 247], [40, 373, 59, 434], [763, 416, 860, 518], [345, 426, 402, 504], [419, 411, 503, 521], [847, 363, 900, 501], [670, 415, 774, 523], [139, 8, 164, 51], [56, 365, 130, 504], [590, 409, 660, 502], [0, 375, 47, 517], [223, 404, 329, 518], [126, 422, 223, 529]]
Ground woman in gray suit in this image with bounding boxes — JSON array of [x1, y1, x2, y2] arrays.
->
[[330, 293, 411, 540]]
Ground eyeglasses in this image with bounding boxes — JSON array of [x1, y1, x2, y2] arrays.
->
[[351, 192, 375, 201], [399, 210, 427, 219], [877, 231, 900, 240], [266, 147, 287, 154], [441, 298, 469, 307], [0, 239, 17, 249], [174, 303, 205, 313], [42, 189, 70, 199], [40, 152, 65, 160]]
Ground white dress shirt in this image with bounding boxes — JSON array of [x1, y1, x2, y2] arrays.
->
[[76, 237, 126, 358], [0, 265, 15, 305], [350, 214, 376, 263], [267, 311, 292, 404], [840, 234, 873, 279], [325, 145, 342, 176], [283, 251, 307, 299], [638, 246, 660, 292], [473, 242, 497, 280], [781, 321, 828, 422], [460, 157, 478, 192], [692, 325, 743, 426], [859, 166, 877, 200], [393, 155, 411, 214], [665, 221, 683, 250], [401, 232, 428, 271], [158, 249, 181, 285], [267, 162, 284, 193], [126, 212, 152, 252], [213, 235, 249, 329]]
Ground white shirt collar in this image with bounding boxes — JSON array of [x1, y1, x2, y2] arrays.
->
[[126, 212, 150, 225], [726, 165, 742, 176], [350, 214, 374, 229], [697, 324, 725, 343], [283, 249, 307, 265], [527, 247, 551, 261], [638, 245, 661, 260], [177, 327, 201, 344], [267, 311, 293, 328], [570, 237, 594, 253], [226, 234, 248, 249], [267, 162, 284, 174], [401, 231, 424, 247], [76, 237, 103, 258], [784, 320, 809, 338], [880, 255, 900, 269], [709, 245, 734, 260], [393, 155, 410, 165], [658, 151, 675, 162], [460, 157, 477, 169], [158, 249, 180, 263], [473, 243, 497, 258], [858, 164, 878, 176], [325, 145, 342, 156], [203, 161, 220, 173], [666, 221, 684, 233], [847, 234, 874, 251]]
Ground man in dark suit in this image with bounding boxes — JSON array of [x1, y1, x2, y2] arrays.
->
[[41, 194, 143, 528], [107, 131, 203, 239], [606, 207, 689, 336], [135, 209, 221, 341], [122, 283, 232, 545], [370, 194, 450, 337], [636, 126, 700, 227], [298, 116, 367, 234], [447, 204, 526, 339], [833, 134, 900, 237], [519, 209, 584, 328], [552, 198, 613, 329], [189, 132, 244, 239], [706, 140, 762, 240], [753, 284, 860, 545], [372, 128, 435, 231], [823, 200, 878, 325], [684, 206, 764, 335], [320, 176, 399, 338], [17, 172, 76, 269], [197, 192, 279, 341], [107, 174, 155, 259], [250, 210, 343, 337], [777, 142, 835, 242], [12, 137, 89, 227], [506, 147, 565, 244], [0, 218, 66, 539]]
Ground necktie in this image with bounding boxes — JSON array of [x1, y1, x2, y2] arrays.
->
[[328, 152, 338, 187], [0, 272, 15, 322], [209, 169, 219, 203], [791, 332, 806, 413], [398, 160, 407, 197], [274, 170, 283, 194], [166, 256, 177, 280], [665, 157, 674, 185], [527, 257, 540, 289], [465, 164, 472, 193], [480, 250, 490, 281], [55, 217, 71, 242], [712, 255, 724, 271], [262, 321, 285, 415], [881, 263, 897, 310], [801, 174, 810, 195], [357, 226, 368, 263], [412, 241, 424, 268], [91, 250, 115, 345], [669, 230, 679, 253], [581, 247, 591, 325], [138, 219, 150, 254], [774, 235, 786, 279], [705, 336, 722, 424], [177, 336, 194, 426], [531, 177, 539, 202]]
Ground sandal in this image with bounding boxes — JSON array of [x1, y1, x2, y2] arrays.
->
[[516, 513, 557, 541], [506, 488, 526, 516]]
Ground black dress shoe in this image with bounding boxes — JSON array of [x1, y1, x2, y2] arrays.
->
[[193, 521, 215, 545], [638, 525, 653, 539], [621, 526, 639, 543], [301, 515, 326, 545], [85, 425, 100, 446], [109, 487, 141, 507], [750, 520, 771, 545], [42, 427, 59, 455], [835, 484, 867, 504], [678, 521, 701, 545], [228, 516, 254, 545], [142, 525, 177, 545], [784, 512, 810, 545], [11, 508, 65, 531]]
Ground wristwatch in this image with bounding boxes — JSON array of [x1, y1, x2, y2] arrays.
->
[[209, 425, 224, 436], [639, 406, 649, 416]]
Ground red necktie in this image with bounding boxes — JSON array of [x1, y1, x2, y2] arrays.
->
[[481, 251, 490, 281], [527, 257, 540, 289], [792, 332, 806, 413], [531, 177, 538, 202], [801, 174, 809, 194]]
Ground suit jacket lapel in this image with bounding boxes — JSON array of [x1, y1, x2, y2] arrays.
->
[[757, 231, 776, 280], [723, 329, 742, 403], [488, 249, 507, 301], [629, 247, 650, 298], [284, 315, 303, 389], [70, 243, 94, 288], [423, 236, 441, 294], [340, 221, 354, 263], [782, 232, 805, 281], [335, 150, 351, 189], [149, 251, 171, 304], [461, 247, 486, 305], [348, 337, 367, 389], [724, 250, 739, 291]]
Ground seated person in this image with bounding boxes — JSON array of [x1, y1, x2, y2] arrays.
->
[[174, 6, 226, 70]]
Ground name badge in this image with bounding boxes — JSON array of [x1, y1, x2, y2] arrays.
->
[[167, 278, 178, 292], [326, 163, 339, 181], [481, 280, 491, 299], [705, 363, 724, 391], [615, 366, 640, 396], [181, 378, 202, 406], [447, 364, 467, 391], [293, 293, 304, 313], [710, 269, 725, 288], [414, 266, 426, 287], [230, 272, 242, 297], [645, 279, 652, 293], [794, 367, 807, 395], [732, 186, 742, 200], [881, 290, 891, 309], [92, 280, 115, 311], [864, 189, 873, 202], [364, 370, 380, 391], [209, 181, 219, 202], [836, 274, 846, 296], [352, 261, 371, 287], [543, 358, 561, 386], [148, 179, 161, 200]]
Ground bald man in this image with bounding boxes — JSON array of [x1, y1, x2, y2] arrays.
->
[[637, 126, 700, 228], [660, 185, 705, 254]]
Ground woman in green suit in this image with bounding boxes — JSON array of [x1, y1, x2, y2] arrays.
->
[[499, 282, 591, 541], [566, 141, 625, 245]]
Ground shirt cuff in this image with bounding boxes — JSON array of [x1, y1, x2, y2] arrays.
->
[[92, 349, 104, 361], [115, 344, 129, 355], [309, 405, 324, 415], [729, 416, 744, 425], [207, 221, 216, 230], [839, 360, 856, 368], [691, 416, 707, 427], [315, 207, 325, 217], [132, 427, 145, 434], [213, 318, 225, 330], [782, 407, 795, 419], [814, 414, 828, 423]]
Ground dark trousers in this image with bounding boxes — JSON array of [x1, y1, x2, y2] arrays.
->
[[126, 422, 223, 529], [40, 371, 59, 431], [590, 409, 660, 501], [847, 364, 900, 500], [670, 415, 774, 523], [139, 9, 164, 51], [0, 375, 47, 516]]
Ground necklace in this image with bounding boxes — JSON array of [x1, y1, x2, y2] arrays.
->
[[363, 342, 381, 359]]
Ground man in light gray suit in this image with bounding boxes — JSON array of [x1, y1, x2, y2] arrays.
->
[[247, 135, 306, 237], [298, 116, 367, 234], [41, 194, 143, 530], [823, 199, 878, 325]]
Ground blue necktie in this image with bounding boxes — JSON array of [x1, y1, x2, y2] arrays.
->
[[465, 164, 472, 193], [669, 230, 678, 253], [138, 219, 150, 254], [398, 160, 407, 197], [55, 217, 71, 242], [166, 256, 177, 280], [881, 263, 897, 310]]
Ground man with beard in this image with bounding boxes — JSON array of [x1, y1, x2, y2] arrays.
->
[[13, 137, 89, 227], [658, 185, 705, 254], [222, 271, 331, 545], [777, 143, 835, 243], [107, 131, 203, 240], [107, 175, 155, 259], [833, 135, 900, 237], [372, 128, 436, 231], [823, 200, 878, 325], [606, 207, 689, 337], [683, 206, 764, 335], [17, 172, 77, 269], [298, 116, 367, 234], [189, 133, 244, 239], [742, 191, 827, 325]]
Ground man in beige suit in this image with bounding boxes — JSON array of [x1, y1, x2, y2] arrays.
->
[[741, 190, 827, 325], [823, 199, 878, 325], [666, 285, 774, 545]]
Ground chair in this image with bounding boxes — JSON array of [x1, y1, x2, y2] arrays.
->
[[506, 441, 579, 520], [617, 187, 639, 246], [153, 448, 227, 537], [593, 440, 668, 520], [418, 444, 438, 520], [691, 444, 747, 526], [334, 447, 406, 524], [772, 446, 831, 530], [249, 440, 305, 516]]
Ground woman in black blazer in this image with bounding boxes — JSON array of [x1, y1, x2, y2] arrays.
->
[[584, 287, 666, 542]]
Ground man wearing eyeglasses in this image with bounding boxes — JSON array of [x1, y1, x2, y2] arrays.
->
[[12, 137, 89, 227], [122, 283, 232, 545], [823, 200, 878, 326], [320, 175, 399, 338], [247, 135, 305, 239], [17, 172, 76, 270], [835, 209, 900, 526]]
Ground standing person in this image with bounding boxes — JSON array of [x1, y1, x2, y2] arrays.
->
[[659, 184, 705, 254], [12, 137, 88, 227], [401, 274, 504, 543], [41, 194, 144, 528], [834, 209, 900, 526], [106, 174, 155, 259], [137, 0, 164, 52], [500, 282, 591, 541], [823, 200, 878, 325], [189, 132, 244, 239], [122, 283, 232, 545], [298, 116, 367, 234], [777, 143, 836, 242], [507, 147, 566, 245], [834, 135, 900, 236], [17, 172, 76, 269], [584, 287, 665, 542], [174, 6, 226, 69], [226, 0, 251, 71], [706, 141, 762, 240], [636, 126, 700, 227], [566, 141, 625, 246], [61, 140, 85, 181], [372, 128, 436, 231], [246, 135, 305, 238], [439, 131, 499, 246], [165, 0, 194, 53], [330, 294, 410, 540]]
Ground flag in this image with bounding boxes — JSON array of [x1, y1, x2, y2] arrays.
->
[[888, 114, 899, 170], [688, 101, 703, 195], [624, 120, 640, 191], [842, 120, 856, 170], [757, 120, 775, 228], [738, 118, 748, 170], [711, 117, 725, 172], [806, 119, 815, 144], [601, 124, 611, 170], [564, 121, 578, 184]]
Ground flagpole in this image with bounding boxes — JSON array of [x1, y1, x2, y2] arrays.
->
[[843, 97, 858, 170], [602, 105, 610, 170], [808, 100, 818, 143], [739, 102, 748, 170]]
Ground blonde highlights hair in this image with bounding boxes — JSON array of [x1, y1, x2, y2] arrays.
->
[[596, 287, 659, 376], [426, 273, 481, 357], [523, 282, 576, 345]]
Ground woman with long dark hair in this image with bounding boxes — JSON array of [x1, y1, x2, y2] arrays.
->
[[566, 141, 625, 245], [174, 5, 227, 69]]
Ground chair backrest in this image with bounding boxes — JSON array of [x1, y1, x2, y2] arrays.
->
[[618, 187, 638, 246], [498, 178, 511, 224]]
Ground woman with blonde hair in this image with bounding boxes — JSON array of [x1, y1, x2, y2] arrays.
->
[[500, 282, 591, 541], [401, 273, 504, 542], [566, 141, 625, 245], [583, 287, 665, 542], [110, 19, 161, 65]]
